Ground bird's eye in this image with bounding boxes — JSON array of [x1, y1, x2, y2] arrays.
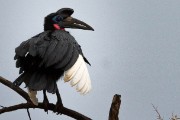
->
[[52, 15, 63, 22]]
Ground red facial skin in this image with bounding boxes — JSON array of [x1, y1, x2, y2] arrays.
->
[[53, 24, 65, 30]]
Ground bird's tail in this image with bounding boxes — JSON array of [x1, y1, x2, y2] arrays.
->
[[26, 71, 58, 94], [64, 55, 92, 94], [27, 88, 38, 105], [15, 68, 59, 95]]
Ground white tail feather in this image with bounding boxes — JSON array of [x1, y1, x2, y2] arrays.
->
[[28, 88, 38, 105], [64, 55, 92, 94]]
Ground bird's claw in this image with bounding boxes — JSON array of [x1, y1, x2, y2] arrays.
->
[[53, 102, 63, 115]]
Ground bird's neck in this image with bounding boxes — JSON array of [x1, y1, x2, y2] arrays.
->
[[53, 24, 65, 31]]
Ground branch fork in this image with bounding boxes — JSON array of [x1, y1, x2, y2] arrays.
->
[[0, 76, 121, 120]]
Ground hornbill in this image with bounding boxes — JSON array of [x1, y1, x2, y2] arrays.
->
[[13, 8, 94, 112]]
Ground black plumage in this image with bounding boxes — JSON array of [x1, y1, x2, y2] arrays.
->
[[13, 8, 94, 109], [14, 30, 88, 93]]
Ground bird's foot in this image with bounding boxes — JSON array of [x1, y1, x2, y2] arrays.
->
[[43, 98, 49, 113], [53, 101, 63, 115]]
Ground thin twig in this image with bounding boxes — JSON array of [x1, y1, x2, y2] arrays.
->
[[171, 113, 180, 120], [27, 108, 32, 120], [152, 104, 163, 120]]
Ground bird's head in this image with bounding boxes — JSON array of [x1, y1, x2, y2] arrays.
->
[[44, 8, 94, 31]]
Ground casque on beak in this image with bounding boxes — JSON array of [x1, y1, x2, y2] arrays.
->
[[59, 16, 94, 31]]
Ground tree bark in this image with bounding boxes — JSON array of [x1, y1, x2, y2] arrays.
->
[[0, 76, 121, 120], [108, 94, 121, 120], [0, 76, 91, 120]]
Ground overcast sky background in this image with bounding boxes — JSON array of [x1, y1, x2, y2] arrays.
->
[[0, 0, 180, 120]]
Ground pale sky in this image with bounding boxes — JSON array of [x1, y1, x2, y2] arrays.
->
[[0, 0, 180, 120]]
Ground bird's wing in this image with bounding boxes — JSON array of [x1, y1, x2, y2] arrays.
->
[[64, 54, 92, 94], [14, 31, 50, 73], [39, 31, 80, 70], [15, 30, 91, 94]]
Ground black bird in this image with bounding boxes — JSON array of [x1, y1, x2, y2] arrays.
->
[[13, 8, 94, 111]]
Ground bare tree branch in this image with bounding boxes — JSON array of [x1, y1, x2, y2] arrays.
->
[[0, 76, 121, 120], [171, 113, 180, 120], [108, 94, 121, 120], [152, 104, 163, 120], [0, 102, 91, 120], [0, 76, 31, 102], [27, 108, 31, 120], [0, 76, 92, 120]]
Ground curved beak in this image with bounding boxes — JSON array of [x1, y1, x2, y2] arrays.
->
[[61, 17, 94, 31]]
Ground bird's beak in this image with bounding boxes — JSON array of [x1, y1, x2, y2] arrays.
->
[[61, 17, 94, 31]]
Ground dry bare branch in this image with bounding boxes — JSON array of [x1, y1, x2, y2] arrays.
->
[[0, 76, 92, 120], [27, 108, 31, 120], [170, 113, 180, 120], [152, 104, 163, 120], [0, 76, 121, 120], [108, 94, 121, 120]]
